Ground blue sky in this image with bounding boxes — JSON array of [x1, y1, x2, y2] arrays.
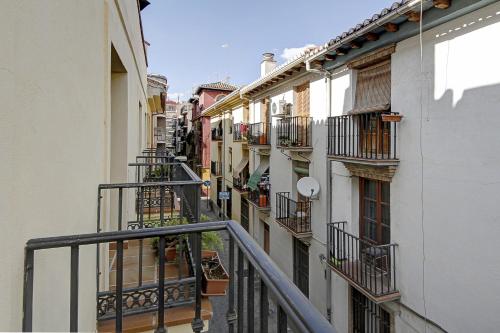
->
[[141, 0, 395, 101]]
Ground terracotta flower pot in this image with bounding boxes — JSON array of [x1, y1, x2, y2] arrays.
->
[[165, 247, 177, 262], [201, 250, 229, 296]]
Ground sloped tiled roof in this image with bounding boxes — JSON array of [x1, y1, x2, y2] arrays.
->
[[196, 81, 238, 94]]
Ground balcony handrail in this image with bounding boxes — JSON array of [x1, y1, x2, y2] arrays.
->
[[327, 221, 398, 248], [276, 116, 312, 148], [23, 221, 335, 333], [327, 112, 399, 160], [327, 221, 398, 298]]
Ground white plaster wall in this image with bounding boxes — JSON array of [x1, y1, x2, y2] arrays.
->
[[391, 4, 500, 332], [0, 1, 147, 330], [327, 4, 500, 333]]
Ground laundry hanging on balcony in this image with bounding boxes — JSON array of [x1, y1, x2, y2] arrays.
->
[[247, 160, 269, 191], [232, 157, 249, 178]]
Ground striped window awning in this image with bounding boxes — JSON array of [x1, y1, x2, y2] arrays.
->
[[350, 60, 391, 115], [247, 160, 269, 191], [232, 157, 249, 178]]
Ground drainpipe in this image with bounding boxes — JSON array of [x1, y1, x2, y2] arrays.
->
[[325, 73, 333, 323], [306, 58, 334, 322]]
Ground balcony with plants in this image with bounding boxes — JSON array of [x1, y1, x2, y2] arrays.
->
[[248, 122, 271, 146], [276, 116, 312, 151], [21, 149, 334, 333]]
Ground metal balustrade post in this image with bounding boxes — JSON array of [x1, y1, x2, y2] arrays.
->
[[116, 241, 124, 333], [118, 188, 123, 231], [156, 236, 166, 333], [247, 263, 254, 333], [22, 248, 34, 332], [191, 231, 204, 333], [226, 237, 237, 333], [70, 245, 79, 332], [277, 305, 287, 333], [260, 279, 268, 333], [237, 249, 244, 333], [160, 185, 165, 226]]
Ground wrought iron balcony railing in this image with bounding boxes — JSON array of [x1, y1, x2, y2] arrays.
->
[[232, 177, 248, 192], [327, 221, 399, 302], [275, 192, 311, 236], [248, 187, 271, 210], [211, 161, 222, 177], [232, 123, 248, 142], [211, 128, 223, 141], [248, 122, 271, 146], [154, 127, 168, 142], [22, 220, 335, 333], [327, 112, 399, 163], [276, 116, 312, 149]]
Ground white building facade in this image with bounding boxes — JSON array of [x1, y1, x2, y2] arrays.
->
[[226, 1, 500, 333]]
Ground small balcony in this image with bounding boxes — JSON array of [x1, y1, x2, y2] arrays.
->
[[232, 123, 248, 142], [211, 127, 223, 141], [248, 122, 271, 146], [248, 186, 270, 210], [211, 161, 222, 177], [276, 116, 312, 151], [232, 177, 247, 192], [327, 112, 400, 166], [275, 192, 311, 237], [154, 127, 167, 143], [327, 222, 399, 303]]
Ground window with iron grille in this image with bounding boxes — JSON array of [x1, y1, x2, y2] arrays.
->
[[351, 288, 391, 333], [241, 199, 249, 232]]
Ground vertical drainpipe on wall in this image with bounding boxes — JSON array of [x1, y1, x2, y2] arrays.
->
[[306, 59, 333, 322], [325, 72, 333, 323]]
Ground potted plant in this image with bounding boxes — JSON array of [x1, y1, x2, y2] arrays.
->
[[200, 215, 228, 296]]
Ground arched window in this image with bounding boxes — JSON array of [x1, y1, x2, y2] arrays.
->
[[215, 94, 226, 102]]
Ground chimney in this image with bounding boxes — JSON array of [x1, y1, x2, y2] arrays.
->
[[260, 53, 277, 77]]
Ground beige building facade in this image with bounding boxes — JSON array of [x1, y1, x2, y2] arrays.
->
[[0, 1, 148, 330]]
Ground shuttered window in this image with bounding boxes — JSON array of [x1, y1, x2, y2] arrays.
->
[[294, 82, 310, 117], [352, 60, 391, 114]]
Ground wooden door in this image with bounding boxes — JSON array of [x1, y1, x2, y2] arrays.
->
[[359, 178, 390, 245], [360, 114, 390, 157]]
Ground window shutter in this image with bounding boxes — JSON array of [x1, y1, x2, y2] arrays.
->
[[295, 83, 310, 117], [351, 60, 391, 114]]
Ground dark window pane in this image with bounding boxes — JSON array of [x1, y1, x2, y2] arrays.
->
[[365, 179, 376, 199], [381, 181, 390, 203]]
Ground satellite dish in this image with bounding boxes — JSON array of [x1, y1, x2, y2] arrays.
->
[[297, 177, 320, 199]]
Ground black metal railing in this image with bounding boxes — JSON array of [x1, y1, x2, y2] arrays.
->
[[211, 161, 222, 176], [233, 123, 248, 142], [248, 122, 271, 145], [211, 127, 223, 141], [275, 192, 311, 234], [232, 177, 247, 192], [327, 112, 399, 160], [22, 220, 335, 333], [327, 222, 398, 299], [276, 116, 312, 148], [154, 127, 168, 142], [248, 187, 271, 209]]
